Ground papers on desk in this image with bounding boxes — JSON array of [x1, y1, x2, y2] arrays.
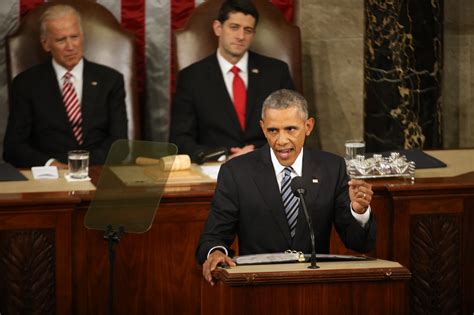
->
[[199, 164, 221, 180], [233, 252, 372, 265], [31, 166, 59, 179]]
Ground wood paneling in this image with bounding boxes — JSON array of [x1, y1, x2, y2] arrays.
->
[[202, 261, 410, 315], [0, 170, 473, 314], [0, 205, 73, 315]]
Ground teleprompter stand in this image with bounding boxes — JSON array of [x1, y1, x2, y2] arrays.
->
[[104, 225, 124, 315], [84, 140, 177, 315]]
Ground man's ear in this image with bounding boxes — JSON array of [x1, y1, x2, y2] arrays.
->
[[40, 37, 50, 52], [212, 20, 222, 37], [305, 117, 315, 136]]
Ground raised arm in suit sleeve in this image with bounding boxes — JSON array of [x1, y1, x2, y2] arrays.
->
[[196, 163, 240, 264], [333, 158, 377, 253]]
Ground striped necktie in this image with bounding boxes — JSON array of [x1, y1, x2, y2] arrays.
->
[[281, 167, 299, 238], [62, 72, 83, 145]]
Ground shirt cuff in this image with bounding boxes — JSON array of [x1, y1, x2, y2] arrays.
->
[[207, 246, 228, 259], [45, 158, 56, 166], [351, 204, 371, 228]]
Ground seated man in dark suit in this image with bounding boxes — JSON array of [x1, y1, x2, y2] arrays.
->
[[170, 0, 295, 162], [3, 4, 127, 168], [197, 89, 376, 285]]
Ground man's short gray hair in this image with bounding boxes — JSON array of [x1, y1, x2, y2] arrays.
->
[[40, 4, 82, 38], [261, 89, 309, 120]]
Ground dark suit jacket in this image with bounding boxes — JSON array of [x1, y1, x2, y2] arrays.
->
[[170, 51, 294, 161], [3, 59, 128, 167], [196, 145, 376, 264]]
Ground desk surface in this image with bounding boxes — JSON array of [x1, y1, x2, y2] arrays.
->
[[415, 149, 474, 178], [213, 259, 411, 286], [0, 149, 473, 196], [224, 258, 404, 274], [0, 169, 95, 194]]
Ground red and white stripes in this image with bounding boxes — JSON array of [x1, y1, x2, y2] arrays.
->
[[62, 72, 83, 145]]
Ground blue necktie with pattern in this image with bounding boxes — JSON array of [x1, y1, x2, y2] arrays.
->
[[281, 167, 299, 237]]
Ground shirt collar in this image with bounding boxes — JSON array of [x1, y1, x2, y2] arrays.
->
[[270, 147, 304, 177], [52, 58, 84, 82], [216, 50, 248, 75]]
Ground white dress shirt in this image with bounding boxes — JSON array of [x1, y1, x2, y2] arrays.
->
[[45, 58, 84, 166], [216, 49, 248, 102], [52, 58, 84, 105], [269, 148, 371, 227]]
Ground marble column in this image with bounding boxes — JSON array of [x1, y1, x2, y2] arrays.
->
[[443, 0, 474, 148], [364, 0, 443, 152], [296, 0, 365, 156]]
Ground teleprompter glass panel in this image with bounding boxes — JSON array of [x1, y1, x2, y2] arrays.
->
[[84, 140, 178, 233]]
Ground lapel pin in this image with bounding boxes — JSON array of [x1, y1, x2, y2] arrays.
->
[[251, 68, 259, 74], [91, 81, 98, 86], [312, 179, 319, 184]]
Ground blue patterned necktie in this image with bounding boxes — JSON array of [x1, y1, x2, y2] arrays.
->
[[281, 167, 299, 237]]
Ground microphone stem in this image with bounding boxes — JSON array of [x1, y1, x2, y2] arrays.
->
[[298, 192, 319, 269]]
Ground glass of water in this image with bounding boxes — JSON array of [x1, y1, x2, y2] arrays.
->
[[68, 150, 89, 179], [345, 140, 365, 161]]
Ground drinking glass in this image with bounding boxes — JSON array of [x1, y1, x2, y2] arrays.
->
[[68, 150, 89, 179]]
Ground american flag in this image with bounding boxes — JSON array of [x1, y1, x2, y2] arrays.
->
[[0, 0, 294, 158]]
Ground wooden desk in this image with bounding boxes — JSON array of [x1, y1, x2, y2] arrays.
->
[[0, 150, 473, 314], [203, 259, 411, 315]]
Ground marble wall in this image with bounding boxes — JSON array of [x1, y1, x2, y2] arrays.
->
[[296, 0, 365, 156], [443, 0, 474, 148], [364, 0, 443, 152], [296, 0, 467, 155]]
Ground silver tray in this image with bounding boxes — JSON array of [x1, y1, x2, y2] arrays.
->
[[348, 173, 414, 179]]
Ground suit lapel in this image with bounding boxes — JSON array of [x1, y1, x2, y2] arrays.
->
[[252, 145, 292, 247], [246, 52, 260, 127], [208, 55, 242, 133], [81, 59, 97, 141], [293, 148, 322, 247], [44, 62, 75, 133]]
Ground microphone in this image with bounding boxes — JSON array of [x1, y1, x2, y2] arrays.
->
[[193, 147, 228, 165], [290, 176, 319, 269]]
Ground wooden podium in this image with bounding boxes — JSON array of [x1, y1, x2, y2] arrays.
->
[[201, 259, 411, 315]]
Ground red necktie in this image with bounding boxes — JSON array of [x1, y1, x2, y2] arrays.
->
[[62, 72, 83, 145], [231, 66, 246, 131]]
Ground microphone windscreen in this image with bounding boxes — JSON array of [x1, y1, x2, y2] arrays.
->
[[290, 176, 306, 195]]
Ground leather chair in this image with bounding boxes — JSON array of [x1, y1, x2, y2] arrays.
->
[[6, 0, 140, 140], [174, 0, 303, 92]]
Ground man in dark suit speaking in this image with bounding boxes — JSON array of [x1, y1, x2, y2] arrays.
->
[[3, 4, 127, 168], [170, 0, 294, 162], [197, 89, 376, 285]]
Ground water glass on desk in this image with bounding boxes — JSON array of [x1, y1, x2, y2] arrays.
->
[[68, 150, 89, 179], [345, 140, 365, 160]]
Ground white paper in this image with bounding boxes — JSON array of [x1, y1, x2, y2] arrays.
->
[[199, 164, 221, 180], [64, 174, 91, 182], [31, 166, 59, 180]]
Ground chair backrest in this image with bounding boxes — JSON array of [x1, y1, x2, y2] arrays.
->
[[6, 0, 140, 140], [174, 0, 303, 93]]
